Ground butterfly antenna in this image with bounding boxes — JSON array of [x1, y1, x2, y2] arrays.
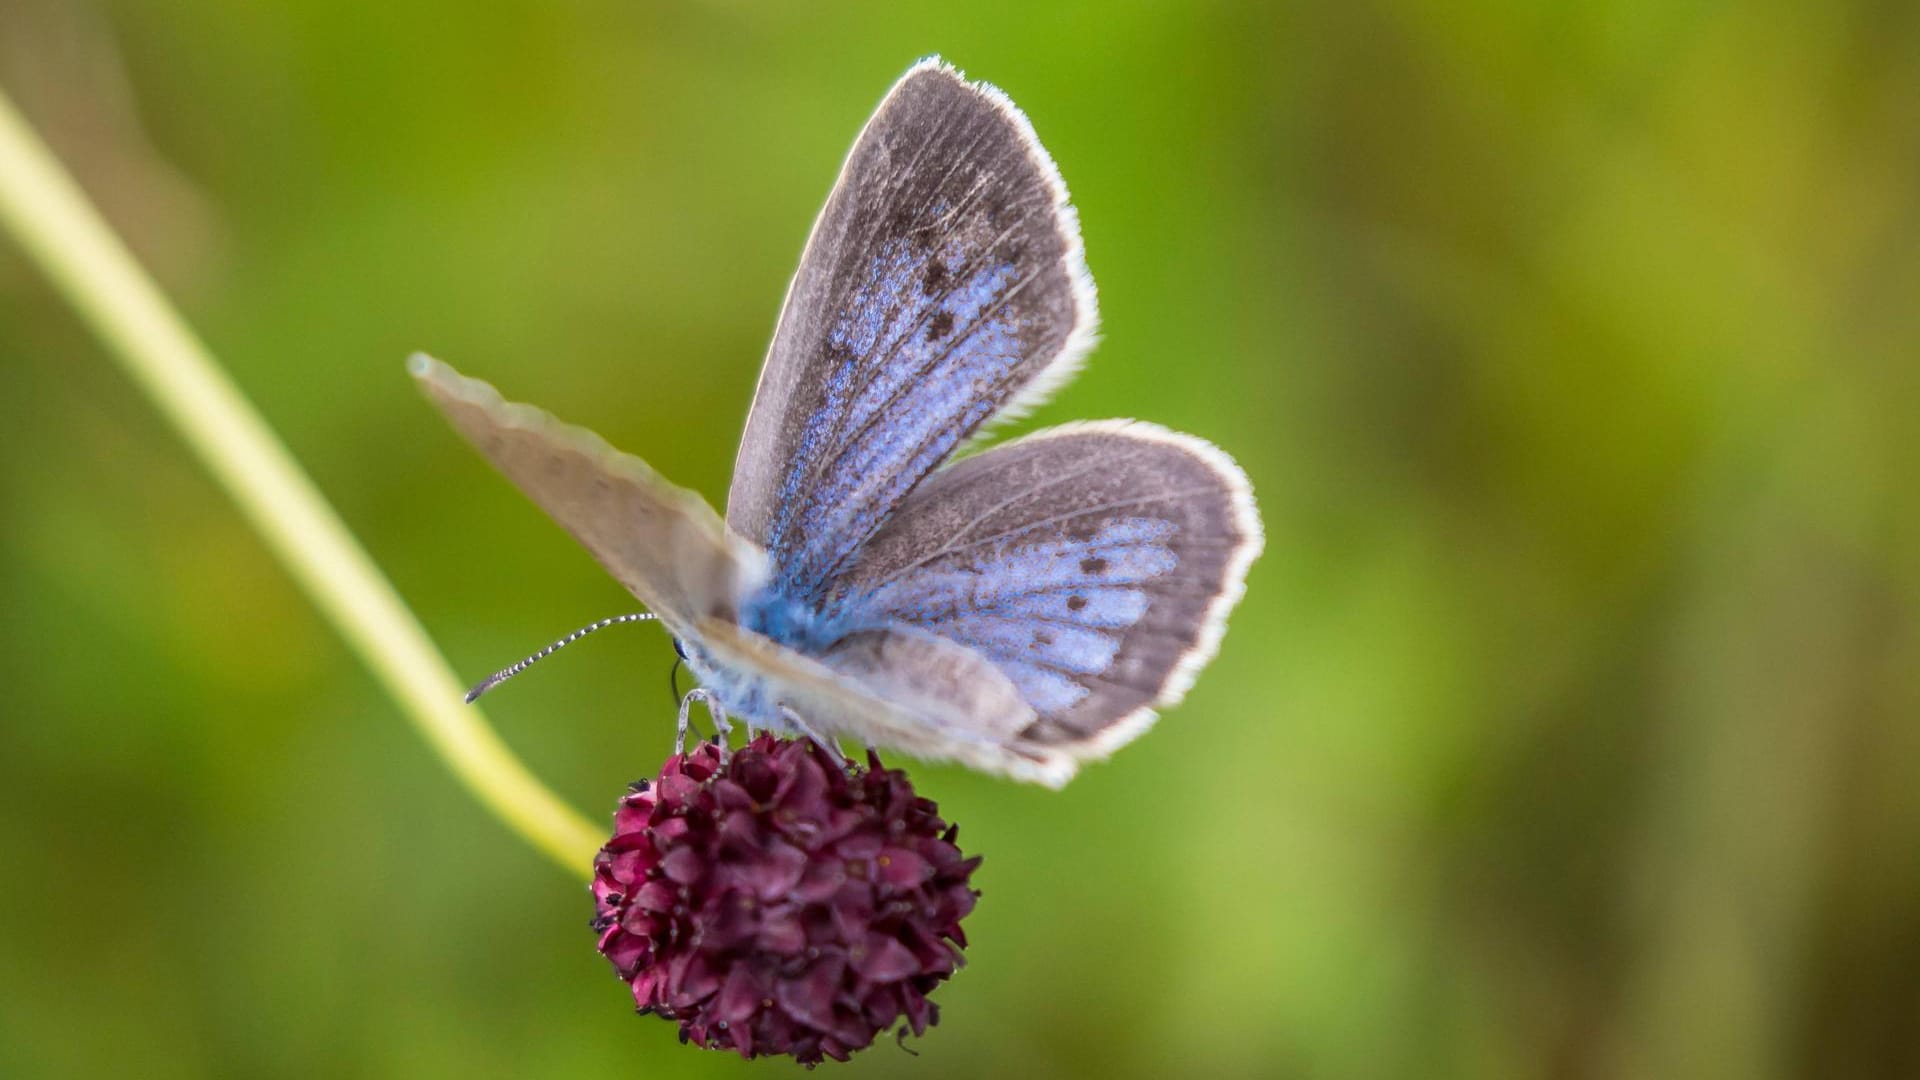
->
[[464, 613, 659, 703]]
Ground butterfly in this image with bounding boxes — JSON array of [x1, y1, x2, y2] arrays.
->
[[411, 57, 1261, 787]]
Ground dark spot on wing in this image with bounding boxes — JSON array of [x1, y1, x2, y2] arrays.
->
[[1066, 595, 1088, 612], [1079, 556, 1108, 575], [1033, 629, 1055, 647], [926, 311, 955, 341], [922, 261, 948, 297], [821, 340, 856, 367]]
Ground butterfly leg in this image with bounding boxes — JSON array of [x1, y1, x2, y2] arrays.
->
[[708, 696, 735, 754], [777, 703, 847, 768], [675, 688, 733, 756]]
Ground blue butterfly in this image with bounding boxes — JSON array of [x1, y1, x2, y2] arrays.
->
[[413, 58, 1261, 786]]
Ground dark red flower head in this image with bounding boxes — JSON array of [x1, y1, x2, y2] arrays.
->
[[591, 735, 980, 1065]]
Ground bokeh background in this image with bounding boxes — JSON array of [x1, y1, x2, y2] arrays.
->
[[3, 2, 1918, 1077]]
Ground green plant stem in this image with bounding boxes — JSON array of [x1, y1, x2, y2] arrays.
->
[[0, 89, 601, 878]]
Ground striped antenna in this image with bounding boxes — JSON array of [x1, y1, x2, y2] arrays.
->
[[463, 613, 659, 703]]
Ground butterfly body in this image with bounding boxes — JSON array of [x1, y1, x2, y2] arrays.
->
[[739, 582, 849, 656], [676, 637, 780, 729], [415, 58, 1261, 787], [690, 587, 859, 731]]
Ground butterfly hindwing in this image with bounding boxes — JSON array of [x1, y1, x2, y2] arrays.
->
[[727, 58, 1097, 606], [690, 616, 1069, 785], [827, 421, 1262, 766], [411, 355, 764, 637]]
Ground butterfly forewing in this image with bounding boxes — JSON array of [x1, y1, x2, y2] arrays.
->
[[411, 356, 763, 636], [827, 422, 1262, 764], [727, 59, 1097, 607]]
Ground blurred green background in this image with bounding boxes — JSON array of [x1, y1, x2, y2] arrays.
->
[[3, 1, 1918, 1077]]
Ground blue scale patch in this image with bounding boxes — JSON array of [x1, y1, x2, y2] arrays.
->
[[761, 228, 1032, 611], [838, 518, 1181, 713]]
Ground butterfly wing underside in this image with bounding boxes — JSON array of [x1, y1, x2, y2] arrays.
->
[[824, 422, 1262, 773], [410, 355, 763, 637], [691, 616, 1075, 784], [726, 58, 1097, 606]]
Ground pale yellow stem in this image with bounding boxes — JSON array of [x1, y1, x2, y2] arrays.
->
[[0, 88, 601, 877]]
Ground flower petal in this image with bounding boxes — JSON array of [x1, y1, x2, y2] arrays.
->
[[875, 847, 934, 889], [850, 934, 920, 983]]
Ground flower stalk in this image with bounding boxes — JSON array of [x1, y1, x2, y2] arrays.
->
[[0, 86, 601, 876]]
